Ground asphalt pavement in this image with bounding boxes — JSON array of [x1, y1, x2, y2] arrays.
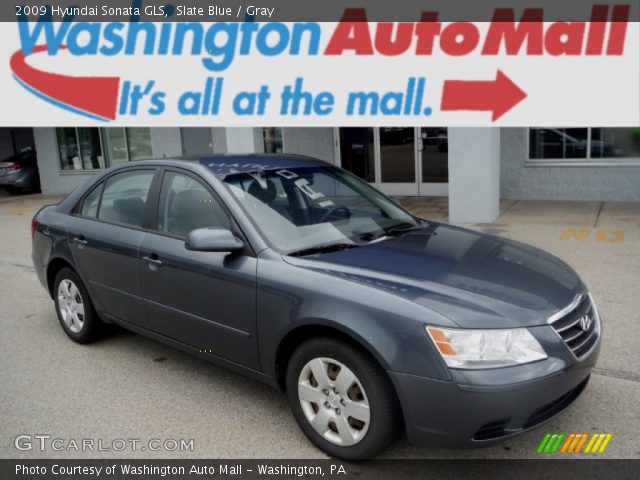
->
[[1, 191, 638, 459]]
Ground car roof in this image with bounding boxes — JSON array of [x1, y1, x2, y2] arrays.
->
[[159, 154, 329, 178]]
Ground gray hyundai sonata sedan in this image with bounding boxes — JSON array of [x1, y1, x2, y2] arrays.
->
[[31, 155, 600, 459]]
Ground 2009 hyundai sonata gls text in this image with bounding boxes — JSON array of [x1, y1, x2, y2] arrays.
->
[[32, 155, 601, 459]]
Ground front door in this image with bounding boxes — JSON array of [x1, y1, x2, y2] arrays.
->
[[337, 127, 448, 197], [139, 169, 259, 369]]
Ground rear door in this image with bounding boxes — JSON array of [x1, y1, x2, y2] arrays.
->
[[139, 169, 259, 368], [66, 168, 157, 329]]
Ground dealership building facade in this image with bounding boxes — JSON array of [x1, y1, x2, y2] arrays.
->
[[1, 126, 639, 222]]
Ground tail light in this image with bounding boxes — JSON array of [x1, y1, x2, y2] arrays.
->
[[31, 216, 38, 238], [6, 162, 21, 170]]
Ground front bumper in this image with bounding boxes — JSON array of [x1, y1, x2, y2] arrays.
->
[[390, 326, 600, 447]]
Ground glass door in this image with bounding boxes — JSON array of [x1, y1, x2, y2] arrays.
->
[[337, 127, 375, 183], [336, 127, 448, 197], [378, 127, 419, 195], [418, 127, 449, 196]]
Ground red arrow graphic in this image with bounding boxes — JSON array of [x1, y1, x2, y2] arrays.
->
[[441, 70, 527, 121]]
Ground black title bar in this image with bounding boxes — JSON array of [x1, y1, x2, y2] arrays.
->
[[4, 0, 640, 22], [2, 459, 640, 480]]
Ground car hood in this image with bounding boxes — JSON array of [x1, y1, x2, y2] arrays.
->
[[284, 222, 584, 328]]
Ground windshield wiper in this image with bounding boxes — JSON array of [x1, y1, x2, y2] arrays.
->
[[288, 242, 359, 257], [383, 222, 426, 236], [360, 221, 425, 242]]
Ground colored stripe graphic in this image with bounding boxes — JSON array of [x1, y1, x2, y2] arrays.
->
[[537, 433, 552, 453], [545, 434, 558, 453], [539, 433, 613, 454], [574, 434, 589, 453], [550, 433, 565, 453], [538, 433, 565, 453], [597, 434, 614, 453], [560, 433, 575, 453], [566, 433, 588, 453], [585, 433, 614, 454], [10, 45, 120, 121]]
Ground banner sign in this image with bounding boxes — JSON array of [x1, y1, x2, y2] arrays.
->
[[0, 1, 638, 126]]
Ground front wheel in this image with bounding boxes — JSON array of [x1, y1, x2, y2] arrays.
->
[[286, 337, 401, 459]]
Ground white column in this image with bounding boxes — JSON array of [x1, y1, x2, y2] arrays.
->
[[448, 128, 501, 223], [150, 128, 182, 157], [224, 128, 263, 153]]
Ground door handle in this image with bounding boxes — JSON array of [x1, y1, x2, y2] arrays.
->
[[72, 236, 88, 246], [142, 255, 163, 268]]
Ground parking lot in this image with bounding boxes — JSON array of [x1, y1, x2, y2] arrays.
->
[[1, 191, 639, 459]]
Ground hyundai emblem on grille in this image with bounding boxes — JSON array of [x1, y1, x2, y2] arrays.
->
[[579, 315, 593, 332]]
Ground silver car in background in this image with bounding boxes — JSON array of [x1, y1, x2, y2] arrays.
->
[[0, 150, 40, 194]]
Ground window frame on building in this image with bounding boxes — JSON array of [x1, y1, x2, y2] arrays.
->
[[527, 127, 640, 167], [56, 127, 153, 173], [262, 127, 284, 154], [56, 127, 105, 172]]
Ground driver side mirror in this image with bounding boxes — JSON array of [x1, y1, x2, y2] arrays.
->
[[185, 228, 244, 252]]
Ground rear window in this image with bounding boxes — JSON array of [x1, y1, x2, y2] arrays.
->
[[97, 170, 155, 228], [80, 182, 103, 218]]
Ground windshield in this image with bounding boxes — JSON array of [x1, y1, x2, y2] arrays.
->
[[222, 165, 419, 254]]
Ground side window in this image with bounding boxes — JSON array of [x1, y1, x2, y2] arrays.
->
[[80, 182, 103, 218], [157, 172, 230, 238], [98, 170, 154, 228]]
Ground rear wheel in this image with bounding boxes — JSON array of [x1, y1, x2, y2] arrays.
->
[[286, 337, 401, 459], [53, 268, 105, 343]]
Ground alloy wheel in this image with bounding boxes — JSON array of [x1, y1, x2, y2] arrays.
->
[[57, 279, 85, 334], [297, 357, 371, 447]]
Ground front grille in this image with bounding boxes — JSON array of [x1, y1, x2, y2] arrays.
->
[[549, 294, 599, 358]]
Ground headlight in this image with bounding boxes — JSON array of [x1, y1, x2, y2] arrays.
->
[[426, 326, 547, 369]]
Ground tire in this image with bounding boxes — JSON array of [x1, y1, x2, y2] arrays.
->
[[53, 267, 105, 343], [286, 337, 401, 459]]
